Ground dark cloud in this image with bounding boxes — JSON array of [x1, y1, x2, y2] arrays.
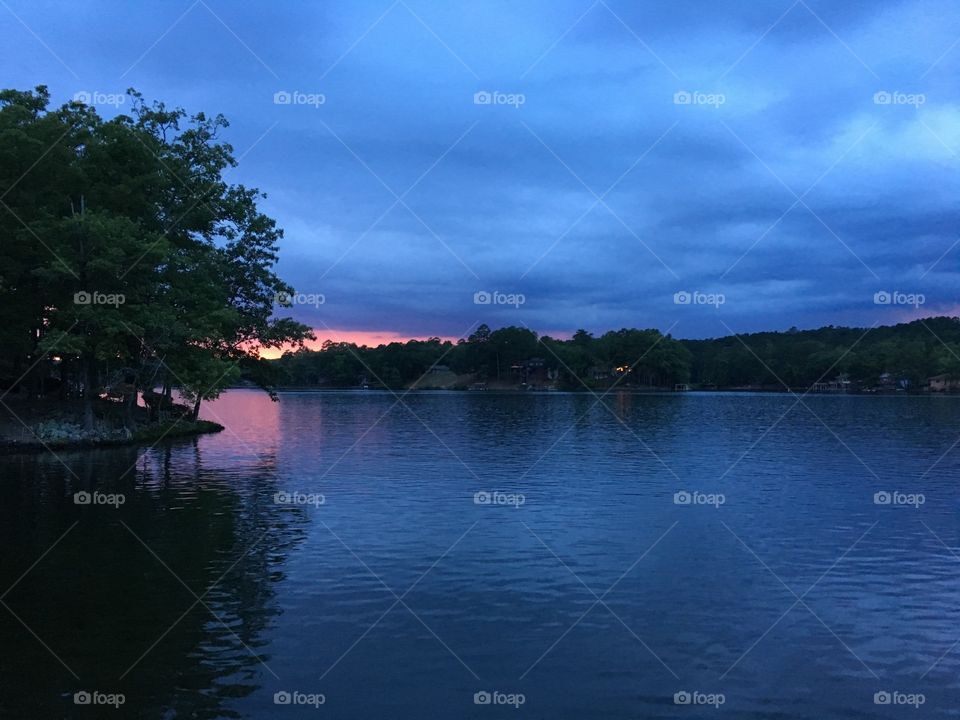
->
[[0, 0, 957, 339]]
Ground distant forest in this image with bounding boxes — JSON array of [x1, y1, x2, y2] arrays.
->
[[272, 317, 960, 392]]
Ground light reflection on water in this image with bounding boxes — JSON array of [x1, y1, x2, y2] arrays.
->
[[2, 389, 960, 718]]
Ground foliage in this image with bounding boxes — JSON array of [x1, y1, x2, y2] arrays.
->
[[0, 86, 311, 426], [272, 318, 960, 391], [684, 317, 960, 389], [274, 324, 691, 389]]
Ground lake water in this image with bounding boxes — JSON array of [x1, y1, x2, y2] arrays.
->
[[2, 390, 960, 718]]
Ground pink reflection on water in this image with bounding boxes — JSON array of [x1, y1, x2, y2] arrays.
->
[[198, 389, 282, 463]]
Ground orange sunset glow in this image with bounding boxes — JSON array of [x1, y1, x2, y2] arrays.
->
[[258, 329, 461, 359]]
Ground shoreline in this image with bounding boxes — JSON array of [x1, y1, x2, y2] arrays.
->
[[0, 419, 225, 456], [264, 385, 949, 396]]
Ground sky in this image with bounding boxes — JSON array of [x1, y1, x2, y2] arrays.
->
[[1, 0, 958, 346]]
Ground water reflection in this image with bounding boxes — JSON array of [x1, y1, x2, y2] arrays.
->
[[0, 440, 306, 719], [3, 391, 960, 718]]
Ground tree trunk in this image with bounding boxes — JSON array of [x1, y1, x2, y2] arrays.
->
[[191, 395, 202, 421], [59, 359, 68, 401], [82, 354, 94, 433], [123, 387, 137, 431], [162, 375, 172, 420]]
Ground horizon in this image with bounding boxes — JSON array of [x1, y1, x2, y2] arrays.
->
[[2, 1, 957, 341], [260, 312, 958, 357]]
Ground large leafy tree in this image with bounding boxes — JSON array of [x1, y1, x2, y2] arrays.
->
[[0, 86, 312, 430]]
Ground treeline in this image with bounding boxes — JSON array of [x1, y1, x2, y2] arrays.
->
[[0, 87, 309, 430], [276, 325, 692, 389], [273, 318, 960, 391], [686, 317, 960, 389]]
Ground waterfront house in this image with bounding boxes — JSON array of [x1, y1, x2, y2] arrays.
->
[[813, 374, 851, 392], [512, 358, 549, 385], [928, 374, 960, 392]]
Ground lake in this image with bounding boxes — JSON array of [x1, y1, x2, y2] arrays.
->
[[2, 389, 959, 718]]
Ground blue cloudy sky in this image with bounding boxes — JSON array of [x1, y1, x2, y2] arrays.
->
[[1, 0, 958, 342]]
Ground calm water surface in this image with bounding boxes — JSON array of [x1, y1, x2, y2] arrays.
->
[[2, 390, 960, 718]]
